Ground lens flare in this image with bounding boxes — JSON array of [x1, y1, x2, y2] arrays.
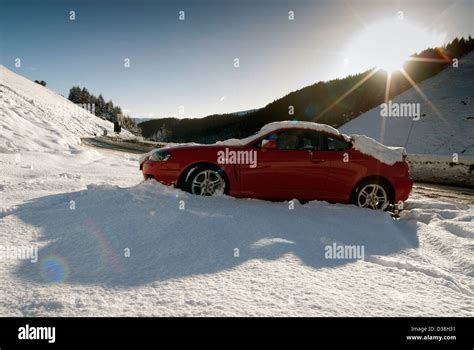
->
[[40, 255, 69, 283]]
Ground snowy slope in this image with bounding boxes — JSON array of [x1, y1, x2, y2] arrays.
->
[[340, 51, 474, 156], [0, 65, 130, 153]]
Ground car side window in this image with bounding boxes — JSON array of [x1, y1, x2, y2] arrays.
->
[[299, 131, 323, 150], [275, 130, 324, 150], [276, 130, 300, 150], [325, 136, 351, 151], [252, 129, 347, 151]]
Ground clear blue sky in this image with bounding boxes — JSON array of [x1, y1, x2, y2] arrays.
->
[[1, 0, 472, 118]]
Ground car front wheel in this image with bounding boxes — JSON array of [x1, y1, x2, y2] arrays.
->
[[185, 166, 227, 196]]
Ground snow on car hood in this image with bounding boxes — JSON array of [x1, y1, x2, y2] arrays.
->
[[139, 121, 406, 166]]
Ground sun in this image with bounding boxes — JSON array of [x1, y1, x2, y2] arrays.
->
[[364, 19, 415, 73], [344, 18, 445, 74], [377, 44, 409, 73]]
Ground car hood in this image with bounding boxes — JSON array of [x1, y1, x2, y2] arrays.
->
[[138, 143, 243, 165]]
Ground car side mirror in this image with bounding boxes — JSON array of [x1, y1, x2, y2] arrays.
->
[[262, 139, 277, 150]]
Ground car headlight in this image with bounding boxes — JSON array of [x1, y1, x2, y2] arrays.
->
[[149, 150, 171, 162]]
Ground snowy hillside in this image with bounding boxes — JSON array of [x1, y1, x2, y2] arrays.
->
[[0, 65, 130, 153], [340, 52, 474, 156]]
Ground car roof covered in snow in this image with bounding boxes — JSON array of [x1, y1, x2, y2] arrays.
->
[[216, 121, 350, 147], [260, 120, 346, 138]]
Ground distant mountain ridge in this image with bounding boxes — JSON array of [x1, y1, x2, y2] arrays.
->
[[133, 117, 155, 124]]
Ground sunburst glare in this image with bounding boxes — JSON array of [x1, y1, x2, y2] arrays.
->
[[344, 17, 445, 73]]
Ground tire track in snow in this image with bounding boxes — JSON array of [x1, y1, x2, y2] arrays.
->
[[365, 255, 473, 297]]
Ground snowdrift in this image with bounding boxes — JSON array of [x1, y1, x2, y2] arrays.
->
[[0, 65, 129, 153], [13, 181, 418, 286]]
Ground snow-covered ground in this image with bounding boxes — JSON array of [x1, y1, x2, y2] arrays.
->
[[0, 64, 473, 316]]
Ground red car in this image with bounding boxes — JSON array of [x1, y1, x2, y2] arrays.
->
[[140, 122, 413, 210]]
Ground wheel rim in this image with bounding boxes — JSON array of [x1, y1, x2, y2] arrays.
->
[[191, 170, 225, 196], [357, 184, 389, 210]]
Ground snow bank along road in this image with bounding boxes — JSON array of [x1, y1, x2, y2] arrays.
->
[[0, 145, 472, 317]]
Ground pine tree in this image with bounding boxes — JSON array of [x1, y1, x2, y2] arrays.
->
[[68, 86, 82, 104], [80, 87, 91, 104], [97, 94, 106, 119], [104, 101, 114, 122]]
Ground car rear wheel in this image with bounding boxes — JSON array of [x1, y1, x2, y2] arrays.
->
[[185, 166, 226, 196], [352, 180, 391, 210]]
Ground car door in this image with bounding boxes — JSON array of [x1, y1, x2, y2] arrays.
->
[[296, 130, 332, 200], [239, 129, 329, 201], [319, 135, 362, 203]]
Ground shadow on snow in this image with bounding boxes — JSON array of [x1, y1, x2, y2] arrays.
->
[[11, 181, 419, 287]]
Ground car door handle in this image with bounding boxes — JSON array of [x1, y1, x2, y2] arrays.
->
[[308, 151, 325, 163]]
